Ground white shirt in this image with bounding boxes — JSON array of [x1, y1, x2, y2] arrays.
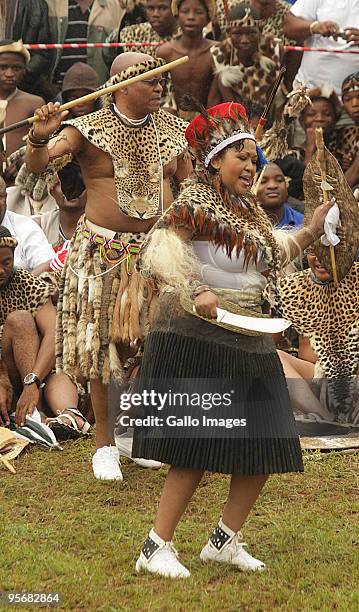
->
[[192, 241, 267, 293], [2, 210, 55, 271], [291, 0, 359, 95]]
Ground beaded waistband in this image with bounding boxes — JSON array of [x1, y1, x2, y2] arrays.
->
[[78, 219, 141, 266]]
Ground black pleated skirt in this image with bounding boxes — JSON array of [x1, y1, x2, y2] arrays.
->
[[132, 307, 304, 475]]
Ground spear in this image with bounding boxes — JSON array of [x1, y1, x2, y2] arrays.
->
[[251, 67, 286, 195], [255, 66, 286, 142], [315, 127, 338, 285], [0, 56, 189, 136]]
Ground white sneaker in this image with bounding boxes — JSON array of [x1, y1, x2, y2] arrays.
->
[[115, 432, 163, 470], [200, 521, 266, 572], [136, 529, 190, 579], [92, 446, 123, 481]]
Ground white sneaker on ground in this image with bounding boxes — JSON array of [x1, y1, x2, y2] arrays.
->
[[115, 432, 163, 469], [92, 446, 123, 481], [136, 529, 190, 579], [200, 520, 266, 572]]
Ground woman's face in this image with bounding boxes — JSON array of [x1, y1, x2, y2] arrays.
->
[[306, 247, 331, 282], [211, 139, 258, 195], [301, 99, 336, 135]]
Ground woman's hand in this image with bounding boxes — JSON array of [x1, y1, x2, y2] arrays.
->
[[309, 201, 333, 238], [194, 291, 219, 319]]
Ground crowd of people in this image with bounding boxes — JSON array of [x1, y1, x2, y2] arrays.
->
[[0, 0, 358, 580]]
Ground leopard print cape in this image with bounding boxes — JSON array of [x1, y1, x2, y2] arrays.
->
[[277, 264, 359, 380], [63, 107, 188, 219], [211, 43, 280, 107], [155, 180, 282, 301], [120, 22, 181, 57], [328, 125, 359, 170]]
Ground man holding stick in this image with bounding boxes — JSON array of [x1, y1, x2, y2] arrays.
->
[[24, 52, 190, 480]]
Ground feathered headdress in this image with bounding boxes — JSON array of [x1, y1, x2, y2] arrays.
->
[[184, 99, 266, 171]]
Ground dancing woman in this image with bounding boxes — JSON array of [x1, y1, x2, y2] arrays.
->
[[132, 101, 331, 578]]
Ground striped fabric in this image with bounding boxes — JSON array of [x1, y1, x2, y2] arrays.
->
[[53, 0, 92, 84]]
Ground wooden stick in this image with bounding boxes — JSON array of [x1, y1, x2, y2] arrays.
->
[[315, 128, 339, 285], [0, 56, 189, 137], [0, 453, 16, 474]]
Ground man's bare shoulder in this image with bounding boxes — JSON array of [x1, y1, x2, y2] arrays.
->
[[16, 90, 45, 110], [157, 39, 182, 59]]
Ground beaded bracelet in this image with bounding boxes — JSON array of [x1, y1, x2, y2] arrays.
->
[[27, 127, 49, 148]]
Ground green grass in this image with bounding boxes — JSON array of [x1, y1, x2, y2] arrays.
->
[[0, 440, 358, 612]]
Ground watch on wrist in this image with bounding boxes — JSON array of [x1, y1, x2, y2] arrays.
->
[[23, 373, 44, 389]]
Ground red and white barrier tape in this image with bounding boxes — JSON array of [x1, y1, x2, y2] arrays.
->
[[24, 42, 161, 49], [22, 42, 359, 53], [284, 44, 359, 54]]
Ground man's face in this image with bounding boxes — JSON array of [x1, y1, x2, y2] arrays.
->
[[306, 247, 331, 283], [229, 26, 258, 56], [0, 179, 7, 222], [0, 247, 14, 287], [146, 0, 175, 34], [0, 53, 26, 94], [178, 0, 209, 36], [257, 164, 288, 209], [343, 90, 359, 124], [64, 88, 97, 117], [123, 77, 164, 114]]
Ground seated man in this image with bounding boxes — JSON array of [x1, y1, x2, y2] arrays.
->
[[256, 163, 304, 228], [277, 248, 358, 430], [0, 226, 89, 437], [33, 162, 86, 251], [0, 177, 55, 273]]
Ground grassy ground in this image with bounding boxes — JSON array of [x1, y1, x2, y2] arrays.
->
[[0, 439, 358, 612]]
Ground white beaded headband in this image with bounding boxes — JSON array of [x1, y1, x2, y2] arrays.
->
[[204, 132, 255, 168]]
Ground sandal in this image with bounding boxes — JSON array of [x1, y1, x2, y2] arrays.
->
[[46, 408, 91, 440]]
